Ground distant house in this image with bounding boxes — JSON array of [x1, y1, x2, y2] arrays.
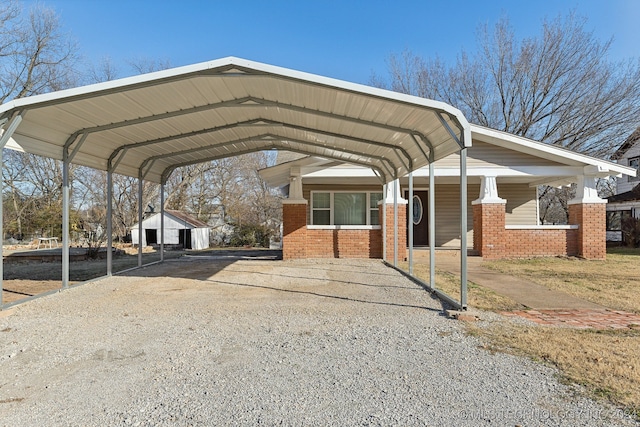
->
[[607, 128, 640, 243], [131, 210, 210, 250]]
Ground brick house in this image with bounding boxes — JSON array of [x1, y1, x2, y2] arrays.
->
[[607, 127, 640, 243], [261, 125, 636, 260]]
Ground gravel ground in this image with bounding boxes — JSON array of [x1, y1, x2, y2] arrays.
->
[[0, 257, 636, 426]]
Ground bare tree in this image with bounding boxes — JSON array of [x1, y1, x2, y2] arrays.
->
[[0, 1, 79, 102], [126, 56, 172, 75], [376, 13, 640, 157]]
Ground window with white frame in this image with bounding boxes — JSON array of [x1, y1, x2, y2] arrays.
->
[[311, 191, 383, 226], [629, 157, 639, 182]]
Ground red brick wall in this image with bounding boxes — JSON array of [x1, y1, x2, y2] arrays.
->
[[503, 228, 578, 258], [568, 203, 606, 260], [473, 202, 583, 259], [306, 229, 382, 258]]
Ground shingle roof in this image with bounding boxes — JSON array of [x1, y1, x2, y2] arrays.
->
[[606, 183, 640, 203]]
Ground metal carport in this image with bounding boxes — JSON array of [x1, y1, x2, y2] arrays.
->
[[0, 57, 471, 308]]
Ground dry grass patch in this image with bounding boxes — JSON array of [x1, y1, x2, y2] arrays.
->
[[484, 247, 640, 313], [471, 322, 640, 415]]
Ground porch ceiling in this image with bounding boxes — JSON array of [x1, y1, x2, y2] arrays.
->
[[0, 57, 471, 184]]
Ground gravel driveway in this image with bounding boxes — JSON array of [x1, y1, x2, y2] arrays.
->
[[0, 257, 635, 426]]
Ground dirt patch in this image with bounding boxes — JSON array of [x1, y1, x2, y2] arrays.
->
[[1, 249, 187, 306]]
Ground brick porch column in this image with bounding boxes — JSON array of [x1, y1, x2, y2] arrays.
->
[[568, 174, 607, 260], [282, 201, 307, 260], [281, 167, 307, 260], [471, 176, 506, 259], [379, 203, 407, 261], [472, 203, 506, 259], [379, 180, 407, 261]]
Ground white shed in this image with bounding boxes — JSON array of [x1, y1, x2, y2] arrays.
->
[[131, 210, 210, 250]]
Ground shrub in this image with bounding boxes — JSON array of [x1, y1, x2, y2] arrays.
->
[[229, 224, 271, 248]]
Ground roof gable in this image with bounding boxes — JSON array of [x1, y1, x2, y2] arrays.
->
[[612, 127, 640, 160]]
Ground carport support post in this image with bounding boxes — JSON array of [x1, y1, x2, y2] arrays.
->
[[408, 172, 414, 275], [429, 162, 435, 289], [393, 179, 398, 267], [160, 183, 165, 262], [137, 174, 143, 267], [0, 113, 23, 306], [0, 147, 3, 305], [460, 148, 468, 308], [381, 183, 387, 262], [62, 157, 70, 288], [106, 170, 113, 276]]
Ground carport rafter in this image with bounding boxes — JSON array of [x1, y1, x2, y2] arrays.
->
[[107, 118, 413, 174], [66, 95, 440, 160], [156, 137, 391, 185]]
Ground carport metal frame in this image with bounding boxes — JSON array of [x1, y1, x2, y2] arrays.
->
[[0, 57, 471, 310]]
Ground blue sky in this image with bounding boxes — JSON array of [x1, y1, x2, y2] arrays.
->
[[25, 0, 640, 84]]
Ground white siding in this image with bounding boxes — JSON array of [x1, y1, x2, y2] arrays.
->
[[617, 143, 640, 194], [500, 184, 538, 225], [434, 141, 562, 168], [433, 184, 478, 248], [192, 228, 210, 250]]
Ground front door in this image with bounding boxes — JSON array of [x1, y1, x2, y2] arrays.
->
[[405, 190, 428, 246]]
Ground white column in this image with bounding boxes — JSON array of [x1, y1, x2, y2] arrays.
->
[[568, 174, 606, 205], [287, 166, 306, 202], [472, 176, 506, 205]]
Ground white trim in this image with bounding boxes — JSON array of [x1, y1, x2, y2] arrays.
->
[[505, 225, 579, 230], [472, 176, 506, 205], [307, 225, 382, 230], [282, 199, 308, 205], [471, 124, 636, 178]]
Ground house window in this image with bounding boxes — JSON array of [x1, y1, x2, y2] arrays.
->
[[607, 210, 631, 231], [630, 157, 639, 182], [311, 192, 383, 226]]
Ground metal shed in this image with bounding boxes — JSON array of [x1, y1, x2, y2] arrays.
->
[[0, 57, 472, 308]]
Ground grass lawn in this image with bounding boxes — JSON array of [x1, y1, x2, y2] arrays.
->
[[401, 248, 640, 419]]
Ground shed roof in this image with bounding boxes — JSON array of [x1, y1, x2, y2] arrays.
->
[[0, 57, 471, 184]]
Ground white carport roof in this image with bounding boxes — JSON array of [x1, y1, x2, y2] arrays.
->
[[0, 57, 471, 184]]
